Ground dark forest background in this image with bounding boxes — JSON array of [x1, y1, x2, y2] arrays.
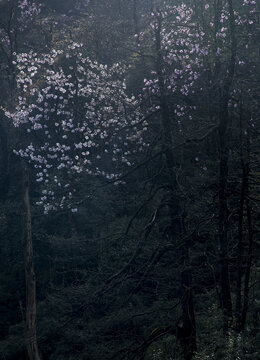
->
[[0, 1, 259, 359]]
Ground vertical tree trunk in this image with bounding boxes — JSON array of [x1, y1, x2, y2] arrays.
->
[[155, 15, 196, 359], [241, 134, 254, 331], [240, 198, 254, 331], [217, 0, 237, 332], [0, 116, 10, 201], [235, 164, 245, 331], [218, 95, 233, 330], [23, 163, 41, 360], [235, 105, 247, 332]]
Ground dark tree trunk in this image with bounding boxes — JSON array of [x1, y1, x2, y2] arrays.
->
[[240, 198, 254, 331], [241, 134, 254, 331], [23, 163, 41, 360], [235, 105, 247, 332], [155, 15, 196, 359], [218, 95, 233, 330], [0, 116, 10, 201], [217, 0, 237, 332]]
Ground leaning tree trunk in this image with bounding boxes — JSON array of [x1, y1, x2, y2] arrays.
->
[[22, 163, 41, 360], [155, 15, 196, 360]]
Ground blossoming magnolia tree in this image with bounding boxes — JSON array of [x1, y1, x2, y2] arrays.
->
[[3, 41, 149, 360], [5, 43, 148, 213]]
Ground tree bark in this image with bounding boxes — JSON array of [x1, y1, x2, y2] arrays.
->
[[23, 163, 41, 360]]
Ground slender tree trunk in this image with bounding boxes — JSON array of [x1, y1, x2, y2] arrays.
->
[[155, 15, 196, 359], [235, 164, 245, 331], [217, 0, 237, 332], [23, 163, 41, 360], [240, 198, 254, 330], [235, 105, 248, 332], [218, 95, 233, 330], [0, 116, 10, 201], [241, 135, 254, 331]]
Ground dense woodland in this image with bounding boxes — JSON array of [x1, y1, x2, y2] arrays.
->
[[0, 0, 259, 359]]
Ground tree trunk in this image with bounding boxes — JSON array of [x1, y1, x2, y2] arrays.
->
[[235, 105, 247, 332], [218, 96, 233, 330], [241, 134, 254, 331], [23, 163, 41, 360], [155, 15, 196, 359], [217, 0, 237, 332], [0, 116, 10, 201], [235, 162, 245, 331]]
